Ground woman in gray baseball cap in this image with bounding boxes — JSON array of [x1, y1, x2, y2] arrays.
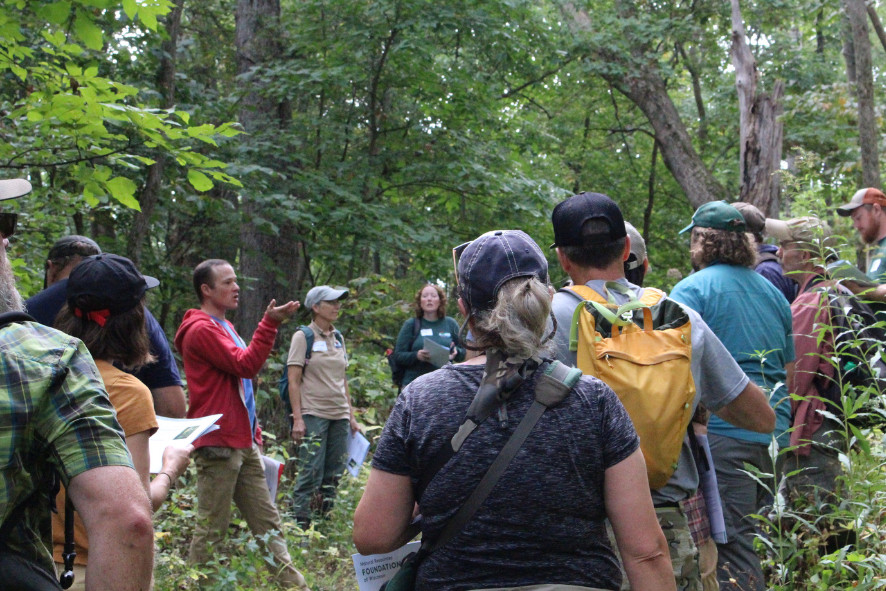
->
[[354, 230, 673, 591], [285, 284, 359, 529]]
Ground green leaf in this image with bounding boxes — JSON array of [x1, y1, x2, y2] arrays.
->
[[43, 1, 72, 25], [105, 176, 140, 210], [138, 6, 159, 31], [121, 0, 137, 20], [188, 170, 214, 192], [73, 10, 103, 51]]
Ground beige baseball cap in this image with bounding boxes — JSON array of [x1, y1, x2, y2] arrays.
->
[[765, 216, 831, 244]]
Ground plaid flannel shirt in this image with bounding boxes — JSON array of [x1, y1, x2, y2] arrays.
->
[[0, 320, 131, 574]]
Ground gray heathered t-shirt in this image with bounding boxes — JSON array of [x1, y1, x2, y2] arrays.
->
[[550, 278, 750, 505], [372, 363, 639, 591]]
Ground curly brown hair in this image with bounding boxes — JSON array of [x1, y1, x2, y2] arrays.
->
[[690, 227, 756, 269], [413, 284, 447, 319]]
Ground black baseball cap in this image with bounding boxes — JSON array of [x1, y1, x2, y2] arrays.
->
[[550, 192, 627, 248], [67, 254, 159, 317], [457, 230, 548, 313]]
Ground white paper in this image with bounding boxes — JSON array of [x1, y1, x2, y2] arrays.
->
[[347, 431, 371, 477], [262, 455, 284, 504], [352, 541, 421, 591], [423, 337, 450, 368], [148, 414, 222, 473]]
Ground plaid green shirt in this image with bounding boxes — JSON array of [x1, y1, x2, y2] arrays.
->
[[0, 320, 132, 574]]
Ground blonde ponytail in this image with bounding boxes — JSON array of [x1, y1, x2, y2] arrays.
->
[[471, 277, 551, 359]]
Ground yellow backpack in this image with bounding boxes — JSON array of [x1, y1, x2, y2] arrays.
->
[[564, 282, 696, 489]]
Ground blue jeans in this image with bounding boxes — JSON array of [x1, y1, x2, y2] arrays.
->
[[291, 415, 349, 523]]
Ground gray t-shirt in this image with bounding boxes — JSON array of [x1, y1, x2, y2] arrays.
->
[[372, 363, 639, 591], [551, 278, 749, 505]]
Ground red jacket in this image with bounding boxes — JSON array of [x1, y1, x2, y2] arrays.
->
[[175, 309, 280, 449]]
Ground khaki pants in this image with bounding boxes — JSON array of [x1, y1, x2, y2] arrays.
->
[[188, 445, 308, 589]]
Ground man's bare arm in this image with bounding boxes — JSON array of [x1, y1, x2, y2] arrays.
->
[[151, 384, 187, 418], [713, 381, 775, 434], [67, 465, 155, 591]]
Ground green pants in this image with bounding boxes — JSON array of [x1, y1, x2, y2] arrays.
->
[[291, 415, 349, 522]]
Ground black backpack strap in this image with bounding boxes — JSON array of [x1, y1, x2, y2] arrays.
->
[[59, 496, 75, 589], [299, 325, 315, 362], [0, 311, 35, 328], [411, 317, 421, 342]]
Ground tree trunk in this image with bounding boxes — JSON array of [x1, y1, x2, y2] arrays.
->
[[562, 1, 727, 209], [611, 61, 728, 209], [867, 3, 886, 53], [844, 0, 881, 188], [129, 0, 184, 266], [235, 0, 306, 337], [731, 0, 784, 216]]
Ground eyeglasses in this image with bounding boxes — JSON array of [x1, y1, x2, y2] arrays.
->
[[0, 212, 17, 239], [452, 241, 471, 286]]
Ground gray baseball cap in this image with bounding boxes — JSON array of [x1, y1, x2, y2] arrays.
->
[[304, 285, 349, 309]]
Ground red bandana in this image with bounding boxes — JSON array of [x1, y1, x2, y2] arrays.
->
[[73, 307, 111, 327]]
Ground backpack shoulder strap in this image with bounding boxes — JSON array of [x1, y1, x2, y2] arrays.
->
[[563, 284, 606, 304], [0, 312, 35, 329], [533, 360, 582, 407], [299, 325, 314, 360], [638, 287, 665, 306], [411, 317, 422, 341], [427, 359, 577, 554]]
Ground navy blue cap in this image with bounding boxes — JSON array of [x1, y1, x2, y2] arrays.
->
[[551, 192, 627, 248], [67, 254, 159, 315], [457, 230, 548, 313]]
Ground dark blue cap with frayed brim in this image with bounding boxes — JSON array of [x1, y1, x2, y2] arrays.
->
[[457, 230, 548, 313]]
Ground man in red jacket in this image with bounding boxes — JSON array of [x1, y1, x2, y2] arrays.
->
[[175, 258, 308, 588]]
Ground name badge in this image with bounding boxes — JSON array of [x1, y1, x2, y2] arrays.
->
[[312, 340, 328, 352], [439, 332, 451, 338], [872, 259, 882, 274], [420, 328, 433, 336]]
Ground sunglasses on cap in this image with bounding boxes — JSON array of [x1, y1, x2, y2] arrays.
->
[[452, 241, 472, 287], [0, 212, 16, 239]]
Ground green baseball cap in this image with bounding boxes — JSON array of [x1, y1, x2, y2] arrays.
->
[[679, 200, 747, 234]]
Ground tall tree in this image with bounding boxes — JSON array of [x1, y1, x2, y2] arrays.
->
[[731, 0, 784, 215], [235, 0, 304, 335], [129, 0, 186, 266], [843, 0, 881, 188]]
